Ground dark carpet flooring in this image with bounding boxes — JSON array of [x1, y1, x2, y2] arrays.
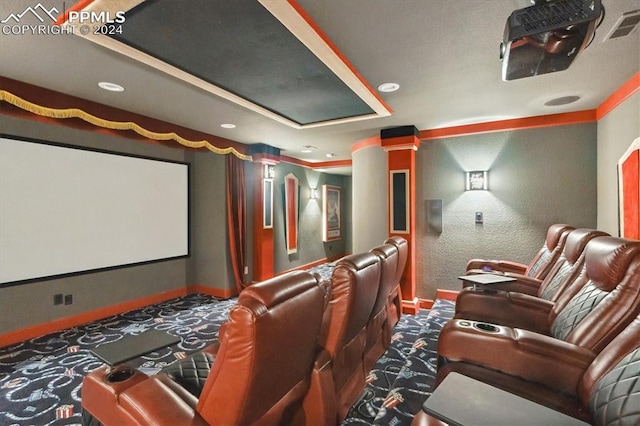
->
[[0, 291, 454, 426]]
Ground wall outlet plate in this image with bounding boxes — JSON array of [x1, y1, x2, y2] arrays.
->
[[475, 212, 483, 223]]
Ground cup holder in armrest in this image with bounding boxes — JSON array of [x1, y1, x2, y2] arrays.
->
[[106, 367, 135, 383], [473, 322, 500, 333]]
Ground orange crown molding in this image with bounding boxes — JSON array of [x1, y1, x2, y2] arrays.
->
[[419, 110, 597, 141], [351, 136, 382, 155], [281, 155, 352, 170], [597, 71, 640, 120]]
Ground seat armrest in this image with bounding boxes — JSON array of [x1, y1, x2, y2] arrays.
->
[[437, 320, 595, 394], [466, 259, 528, 275], [454, 288, 552, 333], [489, 273, 542, 295]]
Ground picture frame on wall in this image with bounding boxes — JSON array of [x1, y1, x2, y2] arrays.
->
[[263, 178, 273, 229], [322, 185, 341, 241], [618, 137, 640, 239], [284, 173, 299, 254]]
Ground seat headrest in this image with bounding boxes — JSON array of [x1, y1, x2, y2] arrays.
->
[[240, 271, 321, 309], [384, 236, 408, 249], [564, 229, 610, 264], [546, 224, 575, 249], [370, 243, 397, 259], [585, 237, 640, 290], [336, 252, 380, 271]]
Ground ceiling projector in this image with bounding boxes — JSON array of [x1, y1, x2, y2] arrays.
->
[[500, 0, 602, 81]]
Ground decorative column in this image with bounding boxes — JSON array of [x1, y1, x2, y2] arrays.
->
[[381, 126, 419, 313], [250, 144, 280, 282]]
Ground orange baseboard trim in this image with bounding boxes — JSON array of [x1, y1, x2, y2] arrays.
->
[[0, 287, 188, 348], [187, 284, 237, 299], [436, 289, 459, 301], [402, 298, 420, 315], [418, 298, 434, 309]]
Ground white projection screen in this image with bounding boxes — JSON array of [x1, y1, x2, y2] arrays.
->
[[0, 137, 189, 285]]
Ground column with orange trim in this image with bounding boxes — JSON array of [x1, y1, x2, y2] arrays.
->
[[250, 144, 280, 282], [381, 126, 419, 314]]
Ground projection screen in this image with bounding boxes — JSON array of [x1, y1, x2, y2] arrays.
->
[[0, 136, 189, 286]]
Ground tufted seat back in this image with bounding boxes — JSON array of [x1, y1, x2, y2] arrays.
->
[[321, 252, 381, 422], [549, 236, 640, 353], [466, 224, 574, 280], [365, 243, 399, 371], [538, 228, 610, 302]]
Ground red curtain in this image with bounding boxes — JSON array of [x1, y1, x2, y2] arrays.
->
[[226, 155, 247, 293]]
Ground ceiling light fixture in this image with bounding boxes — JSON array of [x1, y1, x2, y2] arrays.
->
[[377, 82, 400, 93], [98, 82, 125, 92], [544, 96, 581, 107], [326, 153, 336, 158], [301, 149, 313, 153], [220, 123, 236, 129]]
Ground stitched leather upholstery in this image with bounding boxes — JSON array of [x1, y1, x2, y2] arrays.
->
[[161, 351, 215, 398], [551, 283, 608, 341], [589, 347, 640, 426], [384, 236, 408, 330]]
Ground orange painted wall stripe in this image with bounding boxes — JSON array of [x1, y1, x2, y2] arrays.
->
[[287, 0, 393, 115], [419, 110, 597, 141], [351, 136, 381, 155], [597, 71, 640, 120]]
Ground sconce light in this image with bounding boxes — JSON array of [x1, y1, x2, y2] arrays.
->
[[264, 164, 275, 179], [310, 187, 319, 200], [465, 171, 488, 191]]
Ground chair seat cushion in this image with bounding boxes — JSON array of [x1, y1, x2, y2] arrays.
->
[[161, 351, 215, 397]]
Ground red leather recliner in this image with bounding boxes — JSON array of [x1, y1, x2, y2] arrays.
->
[[414, 312, 640, 425], [454, 229, 609, 329], [81, 271, 326, 425], [365, 242, 400, 372], [384, 236, 408, 331], [305, 252, 381, 424], [465, 223, 574, 281], [438, 236, 640, 394]]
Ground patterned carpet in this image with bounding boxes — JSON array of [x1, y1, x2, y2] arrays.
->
[[0, 288, 454, 426]]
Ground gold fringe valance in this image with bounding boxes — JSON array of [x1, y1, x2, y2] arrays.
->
[[0, 90, 253, 161]]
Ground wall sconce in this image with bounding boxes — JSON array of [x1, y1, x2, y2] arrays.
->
[[466, 171, 488, 191], [310, 187, 319, 199], [264, 164, 275, 179]]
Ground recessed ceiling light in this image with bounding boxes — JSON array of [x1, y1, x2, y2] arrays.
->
[[98, 81, 125, 92], [544, 96, 581, 106], [377, 82, 400, 93], [220, 123, 236, 129], [326, 153, 335, 158], [302, 149, 313, 153]]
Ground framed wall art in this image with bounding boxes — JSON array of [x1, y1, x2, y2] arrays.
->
[[284, 173, 299, 254], [322, 185, 341, 241], [618, 137, 640, 239]]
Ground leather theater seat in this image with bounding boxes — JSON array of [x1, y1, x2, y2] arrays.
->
[[465, 223, 574, 282], [438, 236, 640, 394], [384, 236, 408, 332], [81, 270, 326, 426], [413, 312, 640, 426], [305, 252, 381, 424], [454, 229, 609, 330], [365, 242, 400, 372]]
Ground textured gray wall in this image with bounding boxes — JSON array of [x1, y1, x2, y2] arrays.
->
[[416, 123, 597, 299], [272, 162, 351, 273], [352, 145, 388, 253], [597, 91, 640, 236], [0, 115, 195, 334]]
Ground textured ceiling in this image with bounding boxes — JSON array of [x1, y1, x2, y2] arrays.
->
[[0, 0, 638, 170]]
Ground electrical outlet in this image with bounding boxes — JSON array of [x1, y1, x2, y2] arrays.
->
[[64, 294, 73, 305], [54, 294, 63, 305], [475, 212, 483, 224]]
